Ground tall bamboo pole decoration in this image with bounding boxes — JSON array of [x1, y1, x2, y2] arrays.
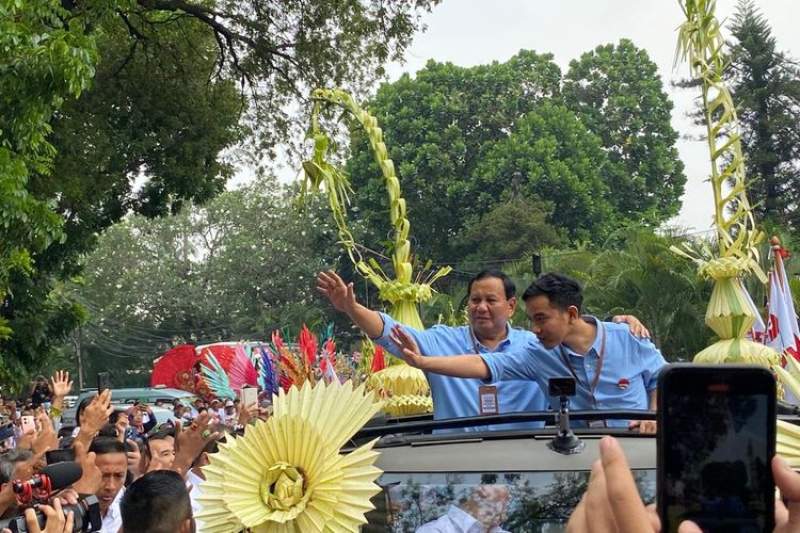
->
[[302, 88, 451, 415], [673, 0, 778, 367]]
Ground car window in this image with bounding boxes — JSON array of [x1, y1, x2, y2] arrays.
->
[[365, 469, 655, 532]]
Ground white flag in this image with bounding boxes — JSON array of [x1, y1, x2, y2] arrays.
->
[[766, 250, 800, 361]]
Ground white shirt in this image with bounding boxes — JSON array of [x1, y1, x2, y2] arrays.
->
[[187, 469, 205, 531], [416, 506, 510, 533], [100, 486, 125, 533]]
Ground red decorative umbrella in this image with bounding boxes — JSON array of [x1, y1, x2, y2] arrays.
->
[[151, 344, 197, 390]]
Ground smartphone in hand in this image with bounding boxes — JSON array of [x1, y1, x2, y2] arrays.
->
[[657, 364, 776, 533], [20, 415, 35, 435], [239, 386, 257, 408], [96, 371, 111, 393], [45, 448, 76, 464]]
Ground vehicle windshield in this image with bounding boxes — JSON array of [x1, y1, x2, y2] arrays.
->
[[366, 469, 656, 532]]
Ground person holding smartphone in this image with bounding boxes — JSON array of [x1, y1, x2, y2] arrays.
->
[[126, 402, 156, 443], [565, 435, 800, 533], [390, 273, 666, 432]]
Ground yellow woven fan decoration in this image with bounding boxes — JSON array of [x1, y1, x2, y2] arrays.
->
[[196, 381, 383, 532]]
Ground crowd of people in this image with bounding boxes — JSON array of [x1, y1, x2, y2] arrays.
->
[[0, 370, 263, 532], [0, 268, 798, 531]]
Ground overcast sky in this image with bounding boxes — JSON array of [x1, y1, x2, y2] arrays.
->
[[240, 1, 800, 233]]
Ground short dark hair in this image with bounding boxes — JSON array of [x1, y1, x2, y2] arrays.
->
[[522, 272, 583, 311], [90, 436, 126, 456], [467, 269, 516, 300], [0, 449, 33, 484], [75, 395, 96, 428], [121, 470, 191, 533], [98, 423, 119, 439]]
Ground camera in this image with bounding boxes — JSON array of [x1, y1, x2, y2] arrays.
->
[[0, 495, 102, 532], [548, 377, 576, 397]]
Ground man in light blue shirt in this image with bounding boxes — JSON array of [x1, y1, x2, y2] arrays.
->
[[390, 272, 666, 432], [317, 269, 649, 432]]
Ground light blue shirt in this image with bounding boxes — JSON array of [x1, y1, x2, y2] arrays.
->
[[480, 317, 666, 428], [375, 313, 547, 432]]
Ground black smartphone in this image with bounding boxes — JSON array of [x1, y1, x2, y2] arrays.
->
[[45, 448, 76, 464], [96, 371, 111, 393], [657, 364, 776, 533]]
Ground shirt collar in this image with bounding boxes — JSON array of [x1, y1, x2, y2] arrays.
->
[[469, 324, 512, 352], [562, 316, 603, 357], [104, 486, 125, 520]]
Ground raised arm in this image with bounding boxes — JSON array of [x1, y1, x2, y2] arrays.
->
[[317, 271, 384, 338], [390, 325, 490, 379]]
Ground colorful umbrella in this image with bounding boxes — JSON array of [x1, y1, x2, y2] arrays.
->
[[150, 344, 197, 390]]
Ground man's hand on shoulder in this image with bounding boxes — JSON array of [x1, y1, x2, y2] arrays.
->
[[612, 315, 651, 339]]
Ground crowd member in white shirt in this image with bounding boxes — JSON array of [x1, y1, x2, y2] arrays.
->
[[89, 437, 128, 533]]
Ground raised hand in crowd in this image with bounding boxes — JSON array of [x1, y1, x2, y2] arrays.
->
[[48, 371, 73, 414], [114, 412, 130, 443], [32, 412, 58, 456], [237, 402, 260, 427], [172, 412, 220, 478], [125, 438, 143, 479], [71, 440, 102, 496], [74, 390, 113, 449]]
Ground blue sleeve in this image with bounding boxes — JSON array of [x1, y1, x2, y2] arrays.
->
[[373, 312, 438, 358], [635, 338, 667, 391], [479, 341, 539, 382]]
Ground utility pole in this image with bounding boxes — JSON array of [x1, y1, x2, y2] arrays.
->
[[73, 326, 85, 390]]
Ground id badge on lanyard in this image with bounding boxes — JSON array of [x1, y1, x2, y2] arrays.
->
[[470, 329, 500, 416], [479, 385, 499, 415]]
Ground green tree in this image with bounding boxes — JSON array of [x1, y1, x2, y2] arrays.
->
[[0, 0, 100, 382], [346, 51, 563, 263], [581, 229, 712, 361], [2, 0, 437, 379], [562, 39, 686, 224], [454, 196, 562, 266], [80, 0, 442, 154], [474, 102, 614, 242], [727, 0, 800, 230], [67, 179, 350, 383], [2, 11, 244, 381]]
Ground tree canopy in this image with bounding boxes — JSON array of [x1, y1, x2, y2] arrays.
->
[[563, 39, 686, 223], [345, 43, 685, 266], [0, 0, 440, 379], [726, 0, 800, 230]]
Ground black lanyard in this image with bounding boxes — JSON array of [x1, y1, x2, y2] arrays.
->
[[558, 322, 607, 400]]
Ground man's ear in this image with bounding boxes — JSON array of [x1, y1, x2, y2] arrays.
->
[[507, 296, 517, 314], [179, 517, 195, 533], [567, 305, 581, 321]]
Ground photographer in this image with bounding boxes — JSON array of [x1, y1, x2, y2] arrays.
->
[[0, 498, 74, 533]]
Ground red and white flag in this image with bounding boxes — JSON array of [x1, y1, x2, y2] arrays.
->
[[765, 247, 800, 362]]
